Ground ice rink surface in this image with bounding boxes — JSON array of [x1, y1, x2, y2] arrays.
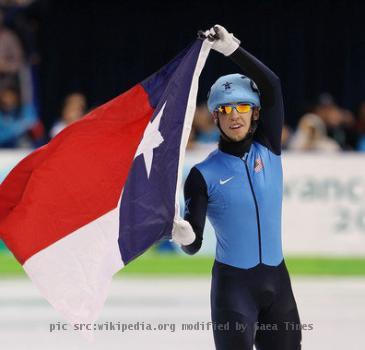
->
[[1, 276, 365, 350]]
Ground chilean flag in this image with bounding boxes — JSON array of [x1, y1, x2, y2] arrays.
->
[[0, 39, 211, 324]]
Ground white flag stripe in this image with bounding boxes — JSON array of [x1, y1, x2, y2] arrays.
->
[[23, 206, 124, 325], [174, 39, 212, 218]]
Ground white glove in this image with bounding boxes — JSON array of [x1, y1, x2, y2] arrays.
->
[[171, 218, 196, 246], [204, 24, 240, 56]]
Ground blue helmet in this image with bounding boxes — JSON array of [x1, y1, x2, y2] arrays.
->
[[207, 73, 261, 113]]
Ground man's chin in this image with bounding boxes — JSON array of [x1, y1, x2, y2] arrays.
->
[[228, 132, 248, 142]]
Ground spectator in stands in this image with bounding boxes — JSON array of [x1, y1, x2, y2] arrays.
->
[[288, 113, 340, 152], [313, 93, 357, 150], [50, 92, 87, 138], [0, 8, 24, 90], [0, 85, 39, 148], [192, 104, 219, 144], [6, 4, 42, 107]]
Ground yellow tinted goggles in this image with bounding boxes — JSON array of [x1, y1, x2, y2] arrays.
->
[[216, 103, 253, 114]]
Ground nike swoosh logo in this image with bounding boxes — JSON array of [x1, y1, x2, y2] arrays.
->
[[220, 177, 234, 185]]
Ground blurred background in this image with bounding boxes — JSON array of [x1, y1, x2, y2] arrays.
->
[[0, 0, 365, 349]]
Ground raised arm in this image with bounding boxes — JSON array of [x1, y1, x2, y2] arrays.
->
[[206, 25, 284, 155], [230, 47, 284, 155]]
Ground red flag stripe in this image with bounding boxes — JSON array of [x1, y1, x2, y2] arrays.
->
[[0, 84, 153, 264]]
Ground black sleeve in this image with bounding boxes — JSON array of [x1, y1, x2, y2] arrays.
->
[[181, 166, 208, 255], [230, 46, 284, 155]]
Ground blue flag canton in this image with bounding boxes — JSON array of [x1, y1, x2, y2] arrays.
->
[[118, 40, 203, 264]]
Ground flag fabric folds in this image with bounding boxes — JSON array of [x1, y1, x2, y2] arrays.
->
[[0, 38, 211, 324]]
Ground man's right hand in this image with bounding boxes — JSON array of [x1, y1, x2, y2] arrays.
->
[[171, 218, 196, 246]]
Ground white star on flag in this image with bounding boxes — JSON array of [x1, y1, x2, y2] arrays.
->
[[135, 102, 166, 178]]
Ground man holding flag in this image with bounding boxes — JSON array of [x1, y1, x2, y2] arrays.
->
[[172, 26, 302, 349], [0, 24, 301, 350]]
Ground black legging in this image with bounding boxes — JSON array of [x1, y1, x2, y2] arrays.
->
[[211, 260, 302, 350]]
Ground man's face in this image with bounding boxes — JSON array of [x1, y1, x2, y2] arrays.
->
[[213, 103, 259, 142]]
